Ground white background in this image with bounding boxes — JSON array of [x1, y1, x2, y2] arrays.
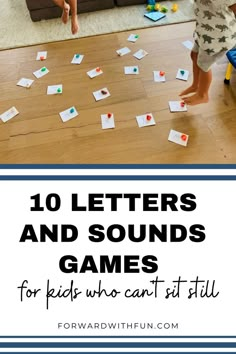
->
[[0, 179, 235, 336]]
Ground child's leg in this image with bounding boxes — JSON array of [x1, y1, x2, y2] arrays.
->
[[52, 0, 79, 34], [180, 50, 200, 96], [52, 0, 70, 24], [182, 68, 212, 105], [181, 45, 218, 105], [67, 0, 79, 34]]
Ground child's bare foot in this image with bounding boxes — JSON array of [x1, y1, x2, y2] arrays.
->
[[71, 16, 79, 35], [61, 2, 70, 24], [182, 93, 209, 105], [179, 85, 198, 96]]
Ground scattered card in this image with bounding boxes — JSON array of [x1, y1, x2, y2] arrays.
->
[[36, 51, 47, 61], [71, 54, 84, 64], [87, 67, 103, 78], [0, 106, 19, 123], [176, 68, 189, 81], [101, 113, 115, 129], [124, 66, 139, 75], [59, 106, 78, 123], [47, 84, 63, 95], [93, 88, 111, 101], [168, 129, 189, 147], [136, 113, 156, 128], [182, 40, 193, 50], [153, 70, 166, 82], [17, 78, 34, 88], [116, 47, 131, 56], [127, 33, 139, 42], [169, 101, 188, 112], [133, 49, 148, 60], [33, 67, 49, 78]]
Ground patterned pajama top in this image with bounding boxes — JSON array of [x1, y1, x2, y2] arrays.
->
[[194, 0, 236, 55]]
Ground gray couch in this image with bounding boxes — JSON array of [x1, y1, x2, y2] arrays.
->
[[26, 0, 117, 22], [116, 0, 145, 5], [25, 0, 147, 22]]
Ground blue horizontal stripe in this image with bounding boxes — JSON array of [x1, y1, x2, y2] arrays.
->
[[1, 352, 236, 354], [1, 342, 236, 348], [1, 335, 236, 339], [1, 353, 236, 354], [0, 175, 236, 181]]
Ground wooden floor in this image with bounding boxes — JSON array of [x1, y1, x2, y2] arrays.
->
[[0, 21, 236, 164]]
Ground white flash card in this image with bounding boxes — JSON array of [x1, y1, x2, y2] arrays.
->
[[17, 78, 34, 88], [93, 88, 111, 101], [101, 113, 115, 129], [153, 71, 166, 82], [136, 113, 156, 128], [127, 33, 139, 42], [169, 101, 188, 112], [33, 67, 49, 78], [71, 54, 84, 64], [59, 106, 78, 123], [116, 47, 131, 56], [47, 84, 63, 95], [133, 49, 148, 60], [176, 68, 189, 81], [124, 66, 139, 75], [182, 40, 193, 50], [0, 106, 19, 123], [168, 129, 189, 147], [87, 67, 103, 78], [36, 51, 47, 60]]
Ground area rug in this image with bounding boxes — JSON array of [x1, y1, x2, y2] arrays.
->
[[0, 0, 194, 50]]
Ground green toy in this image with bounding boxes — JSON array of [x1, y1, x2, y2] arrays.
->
[[160, 5, 168, 13], [146, 0, 160, 11]]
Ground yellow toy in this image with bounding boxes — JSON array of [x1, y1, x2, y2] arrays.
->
[[224, 48, 236, 85], [171, 3, 178, 12]]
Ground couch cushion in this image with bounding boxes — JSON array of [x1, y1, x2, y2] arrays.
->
[[26, 0, 115, 21], [115, 0, 145, 5], [26, 0, 115, 12], [26, 0, 55, 11], [78, 0, 115, 13]]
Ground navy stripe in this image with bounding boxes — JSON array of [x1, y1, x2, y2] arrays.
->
[[1, 335, 236, 339], [0, 175, 236, 181], [1, 352, 236, 354], [1, 342, 236, 348]]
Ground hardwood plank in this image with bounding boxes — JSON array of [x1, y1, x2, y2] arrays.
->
[[0, 21, 235, 164]]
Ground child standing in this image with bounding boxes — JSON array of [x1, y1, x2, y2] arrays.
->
[[180, 0, 236, 105], [52, 0, 79, 35]]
